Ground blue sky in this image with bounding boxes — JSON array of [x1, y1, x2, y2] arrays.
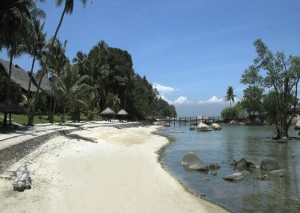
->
[[1, 0, 300, 116]]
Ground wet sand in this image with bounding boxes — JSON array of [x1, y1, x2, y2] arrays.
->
[[0, 126, 228, 213]]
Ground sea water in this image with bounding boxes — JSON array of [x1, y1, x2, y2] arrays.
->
[[158, 125, 300, 213]]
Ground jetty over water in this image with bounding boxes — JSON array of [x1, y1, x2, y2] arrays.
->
[[153, 116, 223, 126]]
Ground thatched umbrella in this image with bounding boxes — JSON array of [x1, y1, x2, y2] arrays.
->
[[0, 99, 28, 128], [100, 107, 115, 121], [117, 109, 128, 121]]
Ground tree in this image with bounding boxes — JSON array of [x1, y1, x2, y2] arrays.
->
[[29, 0, 88, 126], [0, 0, 43, 127], [54, 63, 91, 123], [225, 86, 236, 107], [240, 86, 264, 120], [243, 39, 300, 139], [44, 38, 69, 123], [221, 102, 246, 123], [240, 65, 265, 122]]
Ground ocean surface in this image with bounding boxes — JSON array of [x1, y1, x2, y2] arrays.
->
[[158, 125, 300, 213]]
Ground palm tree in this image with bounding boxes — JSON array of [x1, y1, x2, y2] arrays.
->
[[0, 0, 43, 127], [26, 17, 47, 98], [29, 0, 88, 126], [225, 86, 236, 107], [54, 63, 91, 123], [45, 38, 69, 123]]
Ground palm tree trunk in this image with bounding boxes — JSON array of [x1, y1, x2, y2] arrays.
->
[[28, 7, 67, 126], [27, 55, 36, 98], [61, 105, 67, 123], [26, 55, 36, 125], [4, 46, 15, 128], [7, 46, 14, 98]]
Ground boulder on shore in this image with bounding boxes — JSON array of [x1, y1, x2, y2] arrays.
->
[[181, 152, 209, 171], [13, 166, 32, 192], [261, 158, 280, 171]]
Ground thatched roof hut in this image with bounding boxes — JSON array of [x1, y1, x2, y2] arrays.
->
[[100, 107, 115, 121], [0, 59, 37, 92], [0, 99, 28, 114], [100, 107, 115, 115], [117, 109, 128, 116], [30, 73, 52, 93]]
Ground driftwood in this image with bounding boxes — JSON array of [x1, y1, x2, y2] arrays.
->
[[13, 166, 32, 192]]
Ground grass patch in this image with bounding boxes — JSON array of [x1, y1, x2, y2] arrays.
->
[[0, 113, 99, 126]]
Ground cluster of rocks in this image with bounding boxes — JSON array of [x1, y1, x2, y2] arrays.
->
[[196, 123, 222, 132], [181, 153, 284, 182]]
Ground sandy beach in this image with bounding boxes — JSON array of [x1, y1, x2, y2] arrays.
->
[[0, 125, 228, 213]]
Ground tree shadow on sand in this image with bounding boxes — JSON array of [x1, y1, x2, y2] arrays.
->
[[66, 134, 98, 143]]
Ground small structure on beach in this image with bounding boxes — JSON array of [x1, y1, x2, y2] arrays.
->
[[117, 109, 128, 121], [100, 107, 115, 121]]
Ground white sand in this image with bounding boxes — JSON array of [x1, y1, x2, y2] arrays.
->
[[0, 126, 228, 213]]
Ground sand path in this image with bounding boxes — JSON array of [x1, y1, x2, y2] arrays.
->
[[0, 126, 227, 213]]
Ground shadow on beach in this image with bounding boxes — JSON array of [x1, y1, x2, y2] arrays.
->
[[66, 133, 98, 143]]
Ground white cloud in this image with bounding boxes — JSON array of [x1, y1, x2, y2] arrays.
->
[[197, 96, 224, 104], [160, 95, 172, 104], [173, 96, 193, 105], [153, 83, 176, 96]]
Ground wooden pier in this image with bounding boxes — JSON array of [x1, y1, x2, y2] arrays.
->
[[154, 116, 222, 126]]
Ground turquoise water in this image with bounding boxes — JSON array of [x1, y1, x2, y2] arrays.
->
[[159, 125, 300, 213]]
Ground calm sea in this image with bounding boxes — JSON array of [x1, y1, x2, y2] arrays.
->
[[158, 125, 300, 213]]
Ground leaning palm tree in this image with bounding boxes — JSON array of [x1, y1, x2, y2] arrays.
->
[[29, 0, 88, 126], [26, 17, 47, 98], [225, 86, 236, 107]]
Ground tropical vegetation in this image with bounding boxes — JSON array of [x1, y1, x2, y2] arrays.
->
[[221, 39, 300, 139], [0, 0, 176, 127]]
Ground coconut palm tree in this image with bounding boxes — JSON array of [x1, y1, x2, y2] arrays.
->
[[225, 86, 236, 107], [29, 0, 88, 126], [0, 0, 44, 127], [54, 63, 92, 123], [0, 0, 43, 93], [26, 17, 47, 98], [45, 38, 69, 123]]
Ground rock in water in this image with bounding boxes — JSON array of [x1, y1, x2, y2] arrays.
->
[[232, 158, 260, 169], [223, 171, 249, 181], [181, 152, 209, 171], [261, 158, 280, 171], [211, 123, 222, 130], [13, 166, 32, 192]]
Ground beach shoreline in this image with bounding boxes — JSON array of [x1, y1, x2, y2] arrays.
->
[[0, 124, 228, 213]]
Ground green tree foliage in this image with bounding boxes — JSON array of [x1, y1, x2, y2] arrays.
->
[[241, 39, 300, 139], [221, 102, 246, 123], [29, 0, 88, 126], [54, 63, 92, 122], [73, 41, 176, 120], [240, 86, 264, 119]]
